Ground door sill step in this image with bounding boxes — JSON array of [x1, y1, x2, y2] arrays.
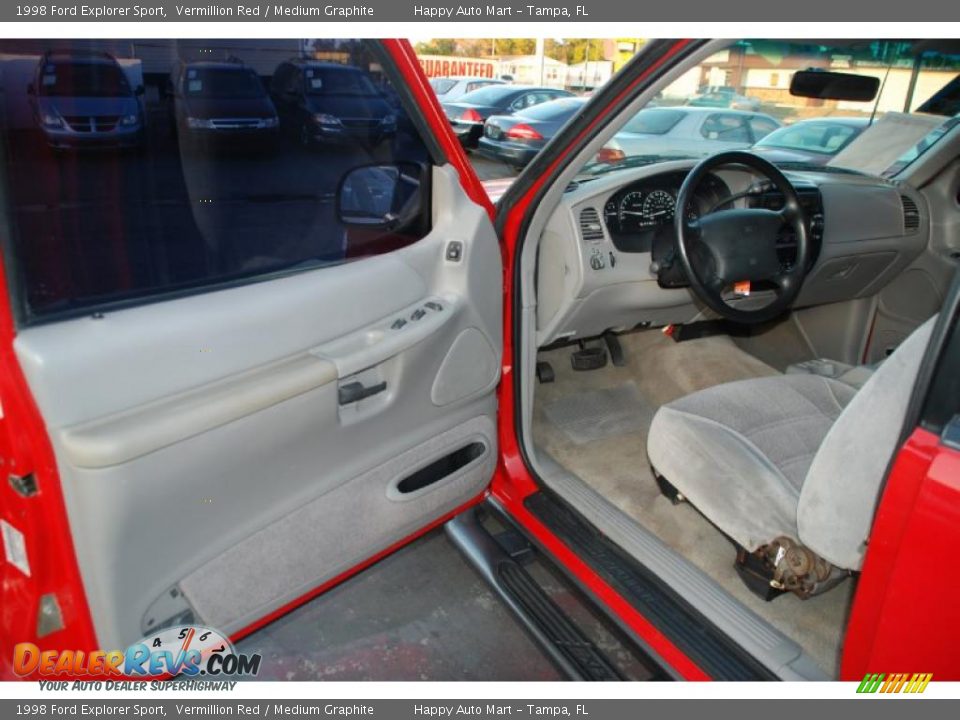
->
[[446, 507, 623, 681]]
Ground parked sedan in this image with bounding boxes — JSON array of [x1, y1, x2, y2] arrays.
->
[[429, 76, 506, 102], [752, 116, 869, 166], [687, 86, 761, 111], [477, 96, 587, 168], [442, 84, 573, 148], [604, 106, 780, 159]]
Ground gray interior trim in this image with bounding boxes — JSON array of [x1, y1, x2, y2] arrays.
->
[[59, 353, 338, 469], [180, 414, 496, 635], [312, 294, 462, 379], [533, 451, 827, 680], [14, 253, 428, 429]]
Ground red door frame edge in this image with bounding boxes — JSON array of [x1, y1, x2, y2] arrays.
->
[[484, 38, 711, 680], [0, 249, 98, 678]]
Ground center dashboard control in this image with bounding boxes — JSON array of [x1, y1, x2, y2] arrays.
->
[[589, 248, 606, 270]]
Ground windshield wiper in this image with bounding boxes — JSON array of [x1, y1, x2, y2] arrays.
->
[[578, 154, 694, 177]]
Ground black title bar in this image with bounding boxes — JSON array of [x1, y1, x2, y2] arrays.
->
[[2, 1, 958, 22]]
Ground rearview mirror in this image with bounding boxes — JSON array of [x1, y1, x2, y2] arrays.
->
[[336, 163, 425, 230], [790, 70, 880, 102]]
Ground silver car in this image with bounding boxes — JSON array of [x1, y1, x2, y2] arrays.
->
[[605, 106, 780, 160], [429, 76, 506, 102]]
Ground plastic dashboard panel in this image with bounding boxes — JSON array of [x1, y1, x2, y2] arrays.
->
[[535, 161, 929, 346]]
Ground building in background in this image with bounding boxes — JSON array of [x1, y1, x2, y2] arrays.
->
[[496, 54, 569, 89]]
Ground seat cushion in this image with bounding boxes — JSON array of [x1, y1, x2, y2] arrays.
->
[[647, 374, 856, 552]]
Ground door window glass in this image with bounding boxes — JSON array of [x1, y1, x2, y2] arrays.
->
[[0, 40, 433, 323]]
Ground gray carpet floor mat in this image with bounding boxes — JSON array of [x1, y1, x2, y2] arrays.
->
[[542, 381, 654, 445], [532, 329, 852, 677]]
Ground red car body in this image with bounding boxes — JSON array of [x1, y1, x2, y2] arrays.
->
[[0, 37, 957, 681]]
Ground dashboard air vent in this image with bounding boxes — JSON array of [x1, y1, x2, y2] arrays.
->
[[901, 195, 920, 233], [578, 207, 604, 243]]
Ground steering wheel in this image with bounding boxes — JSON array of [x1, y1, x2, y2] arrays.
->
[[674, 151, 810, 324]]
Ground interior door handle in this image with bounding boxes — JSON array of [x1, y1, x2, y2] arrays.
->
[[338, 380, 387, 405]]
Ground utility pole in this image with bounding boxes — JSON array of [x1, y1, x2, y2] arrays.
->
[[536, 37, 546, 85]]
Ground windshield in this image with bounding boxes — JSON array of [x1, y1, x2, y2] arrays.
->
[[518, 97, 586, 121], [456, 85, 519, 105], [755, 120, 864, 156], [430, 78, 457, 94], [39, 61, 131, 98], [305, 67, 378, 96], [621, 108, 686, 135], [184, 68, 264, 98], [574, 40, 960, 179]]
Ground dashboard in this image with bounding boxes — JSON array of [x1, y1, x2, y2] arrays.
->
[[534, 159, 929, 347]]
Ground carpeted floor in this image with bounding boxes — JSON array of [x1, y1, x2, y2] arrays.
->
[[532, 328, 854, 678]]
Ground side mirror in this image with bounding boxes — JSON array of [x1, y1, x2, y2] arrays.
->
[[26, 83, 35, 96], [790, 70, 880, 102], [336, 163, 426, 230]]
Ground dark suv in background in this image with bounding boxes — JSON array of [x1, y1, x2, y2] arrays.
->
[[27, 50, 144, 150], [270, 59, 396, 148], [172, 60, 279, 148]]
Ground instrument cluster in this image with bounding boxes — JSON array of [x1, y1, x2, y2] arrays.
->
[[601, 171, 730, 253]]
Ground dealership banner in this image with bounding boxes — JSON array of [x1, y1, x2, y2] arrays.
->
[[0, 0, 957, 22]]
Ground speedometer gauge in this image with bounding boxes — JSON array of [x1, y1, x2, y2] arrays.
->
[[642, 190, 676, 223], [618, 191, 645, 228]]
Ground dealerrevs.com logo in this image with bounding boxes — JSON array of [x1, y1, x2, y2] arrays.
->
[[14, 625, 261, 679]]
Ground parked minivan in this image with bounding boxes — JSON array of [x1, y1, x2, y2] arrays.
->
[[27, 50, 144, 150], [270, 59, 396, 148], [172, 60, 279, 147]]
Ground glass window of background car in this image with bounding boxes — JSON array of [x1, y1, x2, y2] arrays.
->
[[465, 80, 497, 93], [518, 97, 586, 122], [306, 67, 378, 96], [430, 77, 457, 95], [40, 61, 131, 97], [700, 113, 750, 141], [185, 68, 264, 98], [621, 109, 685, 135], [747, 115, 779, 141], [0, 39, 432, 323], [459, 85, 517, 105]]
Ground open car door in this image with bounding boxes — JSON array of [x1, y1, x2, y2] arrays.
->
[[0, 38, 500, 665], [841, 269, 960, 679]]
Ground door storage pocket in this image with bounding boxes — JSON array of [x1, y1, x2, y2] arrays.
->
[[396, 442, 486, 495]]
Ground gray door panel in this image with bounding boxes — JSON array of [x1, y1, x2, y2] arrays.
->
[[14, 165, 502, 648]]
